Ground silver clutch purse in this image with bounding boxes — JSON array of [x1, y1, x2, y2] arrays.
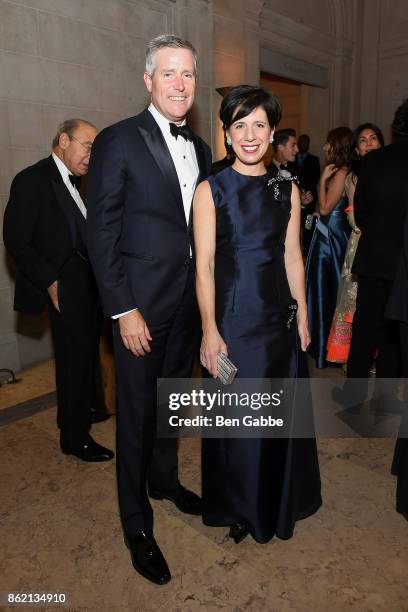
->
[[200, 352, 238, 385], [217, 352, 238, 385]]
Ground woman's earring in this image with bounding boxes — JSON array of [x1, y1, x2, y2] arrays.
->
[[226, 137, 232, 146], [269, 135, 274, 143]]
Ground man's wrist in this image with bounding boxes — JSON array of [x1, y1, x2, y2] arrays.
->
[[112, 308, 138, 320]]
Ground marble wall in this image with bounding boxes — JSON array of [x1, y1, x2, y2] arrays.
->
[[0, 0, 212, 371], [212, 0, 361, 159], [259, 0, 359, 159], [1, 0, 407, 371], [360, 0, 408, 141]]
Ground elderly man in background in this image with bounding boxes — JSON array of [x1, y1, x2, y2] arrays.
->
[[3, 119, 113, 463]]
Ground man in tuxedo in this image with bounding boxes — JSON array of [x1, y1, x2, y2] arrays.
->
[[296, 134, 321, 255], [387, 213, 408, 519], [296, 134, 320, 203], [3, 119, 113, 462], [385, 99, 408, 517], [339, 99, 408, 405], [269, 129, 316, 254], [270, 128, 299, 177], [87, 35, 212, 585]]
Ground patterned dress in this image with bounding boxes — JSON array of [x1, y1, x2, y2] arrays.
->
[[326, 173, 360, 363]]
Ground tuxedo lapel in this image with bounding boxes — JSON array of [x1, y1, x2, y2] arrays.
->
[[193, 135, 207, 185], [47, 159, 76, 247], [187, 134, 208, 229], [137, 115, 185, 224], [49, 157, 86, 248], [71, 197, 87, 248]]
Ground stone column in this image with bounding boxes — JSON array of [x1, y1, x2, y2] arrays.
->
[[212, 0, 264, 159]]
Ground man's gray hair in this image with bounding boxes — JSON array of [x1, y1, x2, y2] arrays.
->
[[52, 118, 96, 148], [145, 34, 197, 76]]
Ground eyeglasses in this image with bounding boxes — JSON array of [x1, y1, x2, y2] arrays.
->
[[70, 135, 93, 153]]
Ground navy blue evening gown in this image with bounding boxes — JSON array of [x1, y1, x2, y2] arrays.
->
[[202, 166, 322, 543], [305, 196, 351, 368]]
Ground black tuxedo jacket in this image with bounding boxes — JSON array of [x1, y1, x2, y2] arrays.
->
[[386, 209, 408, 324], [87, 109, 212, 323], [353, 140, 408, 280], [3, 156, 88, 314], [295, 152, 320, 202]]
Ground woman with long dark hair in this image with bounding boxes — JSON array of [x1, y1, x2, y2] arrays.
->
[[327, 123, 384, 364], [305, 127, 352, 368]]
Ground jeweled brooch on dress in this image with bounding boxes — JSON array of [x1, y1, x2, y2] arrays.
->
[[267, 174, 297, 199], [286, 299, 298, 330]]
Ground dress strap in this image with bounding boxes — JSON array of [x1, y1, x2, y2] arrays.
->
[[316, 218, 329, 238]]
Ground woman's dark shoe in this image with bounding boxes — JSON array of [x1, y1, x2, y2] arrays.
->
[[229, 523, 250, 544]]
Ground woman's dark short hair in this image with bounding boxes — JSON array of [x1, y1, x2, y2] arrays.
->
[[349, 122, 384, 177], [326, 126, 352, 169], [220, 85, 282, 131]]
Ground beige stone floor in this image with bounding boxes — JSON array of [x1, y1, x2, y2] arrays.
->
[[1, 361, 407, 611], [0, 360, 55, 410]]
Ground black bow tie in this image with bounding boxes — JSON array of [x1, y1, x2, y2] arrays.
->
[[69, 174, 81, 189], [280, 164, 288, 170], [169, 123, 193, 141]]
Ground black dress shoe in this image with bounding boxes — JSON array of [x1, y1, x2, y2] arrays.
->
[[125, 530, 171, 585], [90, 410, 111, 423], [60, 435, 114, 462], [149, 485, 202, 515], [397, 508, 408, 522], [229, 523, 250, 544]]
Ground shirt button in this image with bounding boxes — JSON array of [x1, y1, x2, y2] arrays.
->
[[183, 184, 186, 187], [183, 155, 186, 159]]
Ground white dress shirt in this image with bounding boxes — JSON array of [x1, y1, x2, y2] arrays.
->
[[272, 158, 293, 179], [148, 103, 199, 223], [113, 104, 199, 320], [52, 152, 87, 218]]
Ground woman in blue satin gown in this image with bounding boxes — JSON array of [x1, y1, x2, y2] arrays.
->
[[193, 86, 321, 544], [306, 127, 352, 368]]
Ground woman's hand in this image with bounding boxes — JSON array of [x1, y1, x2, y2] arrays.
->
[[321, 163, 338, 183], [297, 314, 311, 352], [200, 328, 228, 378], [300, 190, 313, 207]]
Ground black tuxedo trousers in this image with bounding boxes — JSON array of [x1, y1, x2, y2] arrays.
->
[[392, 323, 408, 513], [48, 253, 101, 446], [348, 276, 400, 377], [345, 276, 401, 401], [113, 263, 200, 536]]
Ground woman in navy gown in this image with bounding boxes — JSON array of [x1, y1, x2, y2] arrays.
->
[[193, 86, 321, 544], [306, 127, 352, 368]]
